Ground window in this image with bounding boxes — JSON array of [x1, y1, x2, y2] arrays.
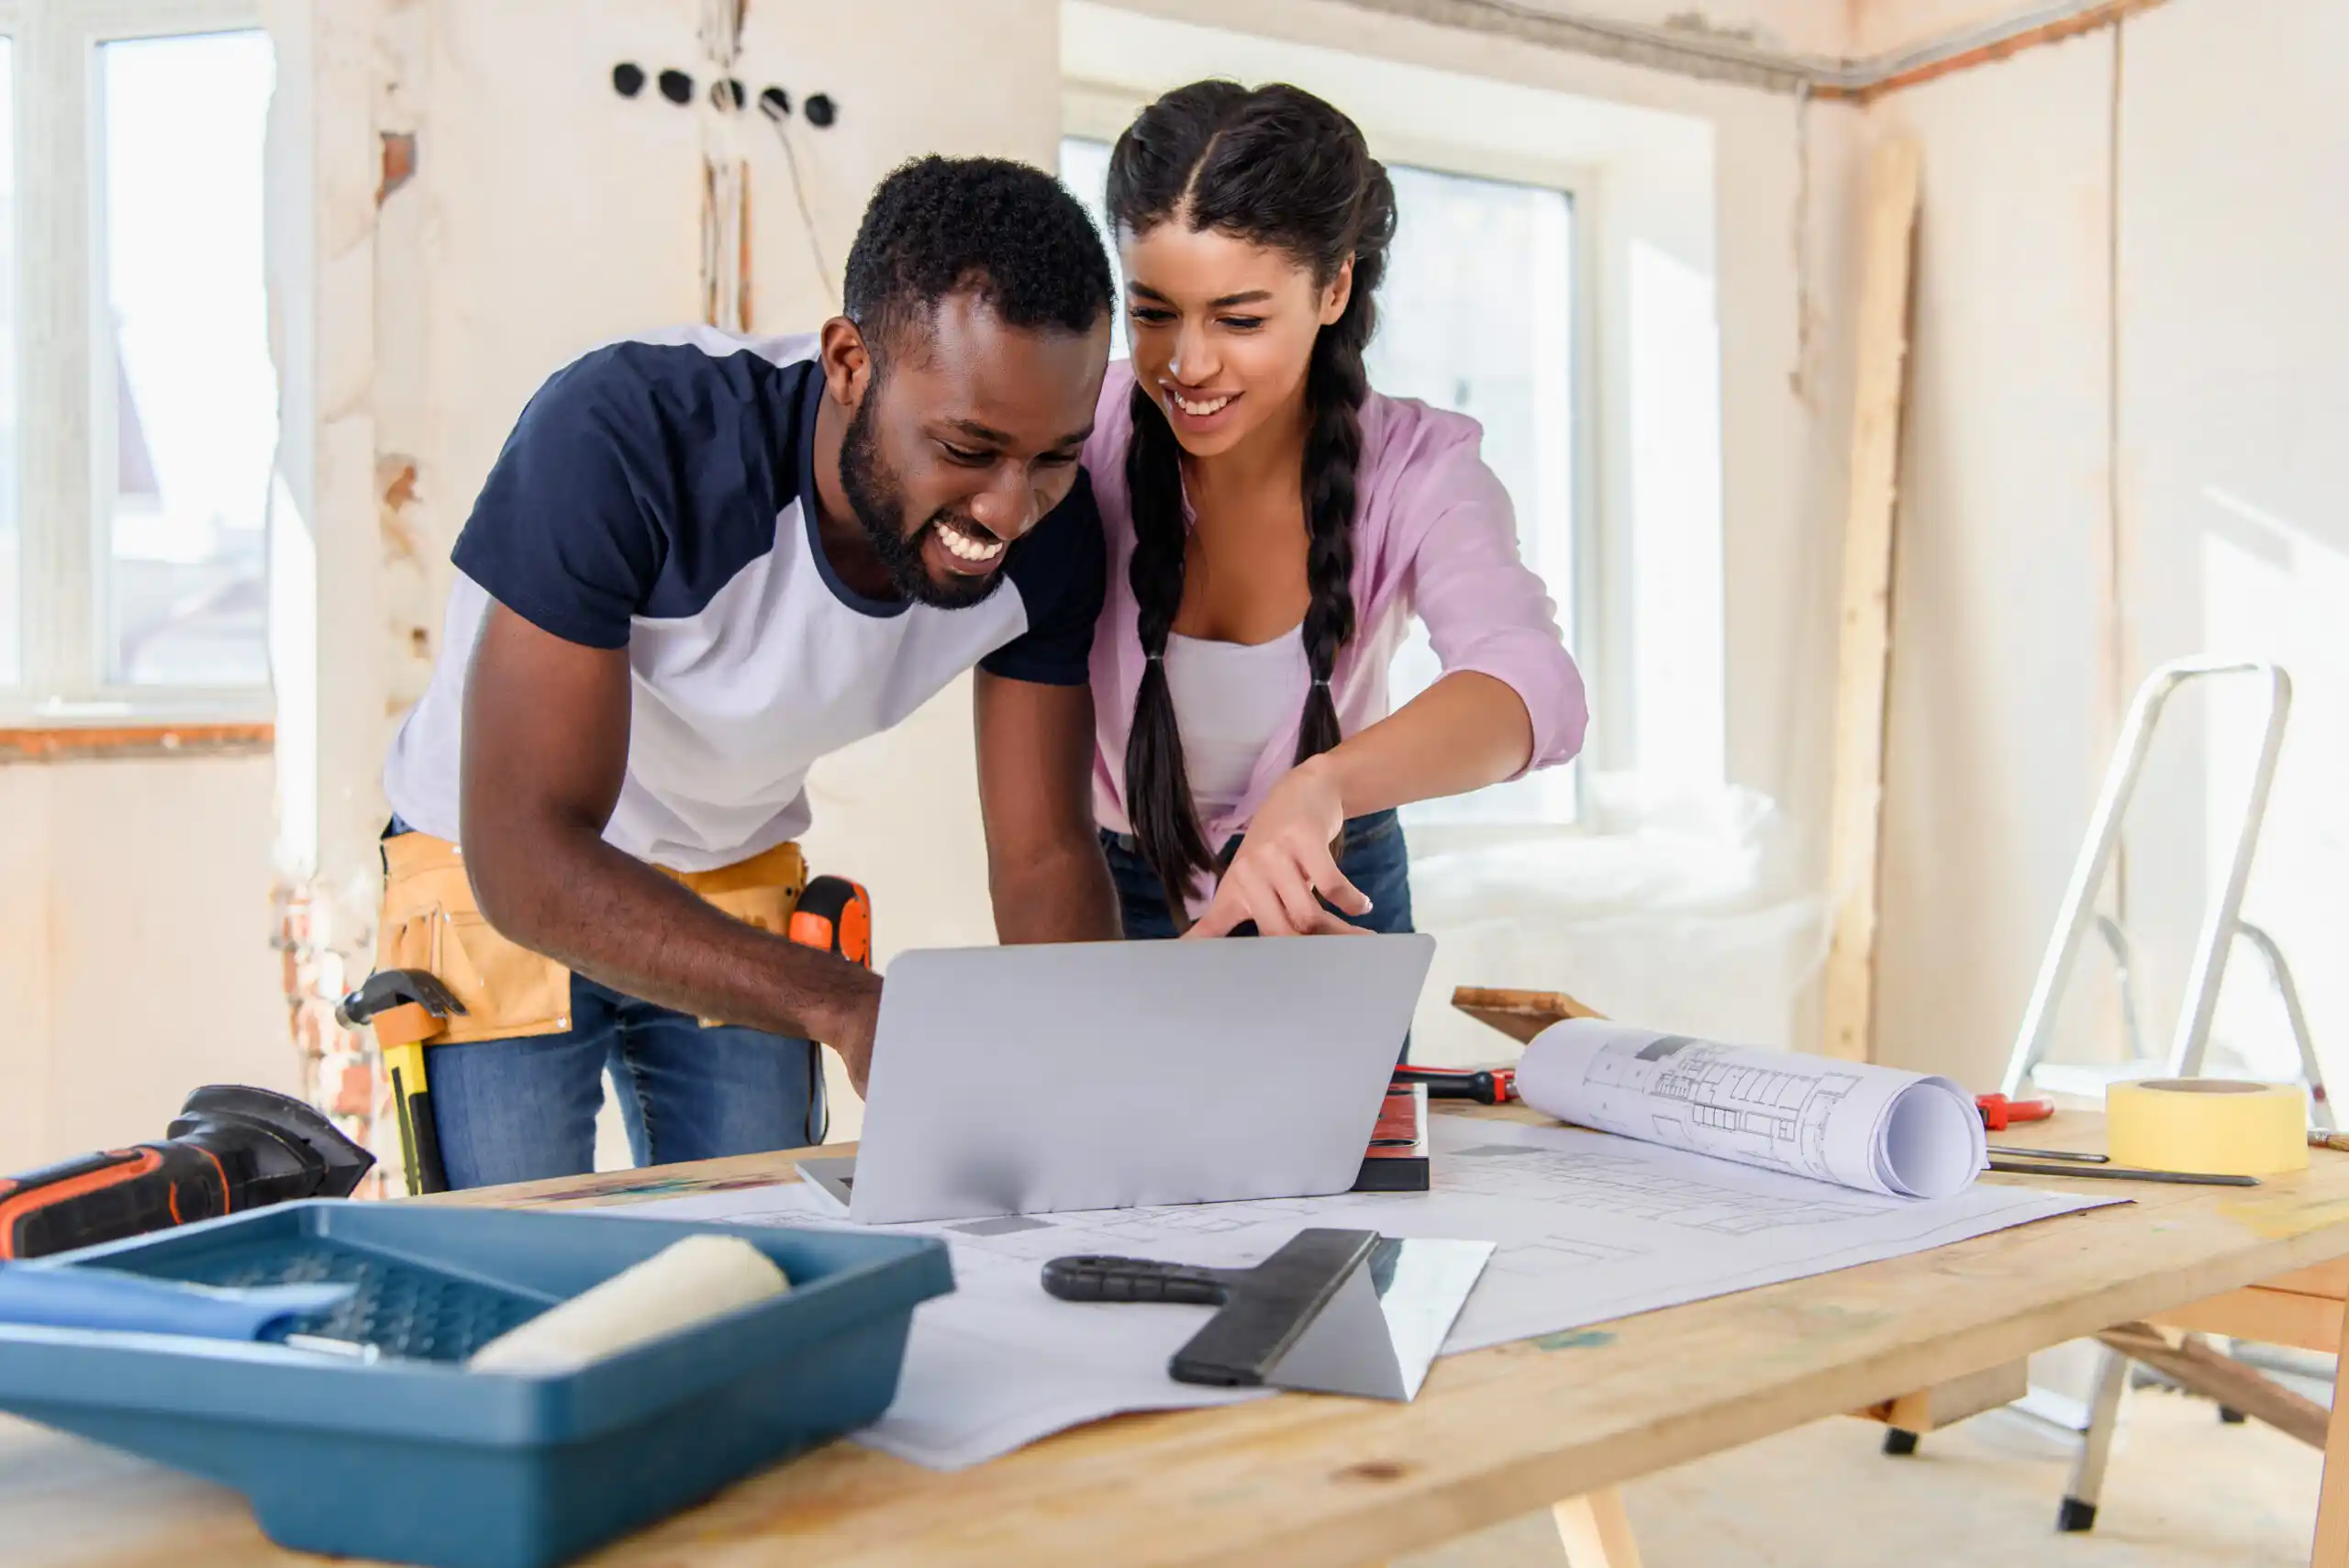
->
[[0, 37, 17, 687], [1370, 166, 1576, 826], [96, 32, 275, 688], [6, 4, 276, 721], [1059, 136, 1582, 826]]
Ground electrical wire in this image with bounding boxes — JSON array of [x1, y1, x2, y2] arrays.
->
[[761, 108, 834, 305]]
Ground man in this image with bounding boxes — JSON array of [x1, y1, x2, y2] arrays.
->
[[375, 156, 1121, 1188]]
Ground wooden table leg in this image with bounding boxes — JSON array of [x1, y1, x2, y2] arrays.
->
[[1553, 1488, 1643, 1568], [2313, 1300, 2349, 1565]]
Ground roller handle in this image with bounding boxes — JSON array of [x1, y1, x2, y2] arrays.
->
[[1041, 1255, 1237, 1307]]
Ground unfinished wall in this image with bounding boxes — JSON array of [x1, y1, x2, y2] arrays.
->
[[269, 0, 1063, 1150], [1867, 0, 2349, 1094], [2111, 0, 2349, 1090], [0, 756, 294, 1169], [1867, 28, 2119, 1089]]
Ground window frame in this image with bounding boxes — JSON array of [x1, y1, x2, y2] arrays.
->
[[6, 0, 273, 727], [1061, 82, 1607, 835]]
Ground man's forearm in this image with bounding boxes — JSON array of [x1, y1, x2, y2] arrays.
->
[[471, 824, 878, 1044], [992, 837, 1119, 943]]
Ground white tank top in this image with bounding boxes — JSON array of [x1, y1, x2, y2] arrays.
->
[[1161, 628, 1310, 819]]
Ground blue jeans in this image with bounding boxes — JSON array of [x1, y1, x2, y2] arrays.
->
[[384, 820, 824, 1191], [1103, 807, 1417, 1058], [1102, 807, 1416, 940], [427, 974, 828, 1190]]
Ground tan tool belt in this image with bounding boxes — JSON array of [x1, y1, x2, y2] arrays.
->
[[375, 831, 807, 1043]]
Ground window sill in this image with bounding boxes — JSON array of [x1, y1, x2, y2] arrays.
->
[[0, 721, 274, 762]]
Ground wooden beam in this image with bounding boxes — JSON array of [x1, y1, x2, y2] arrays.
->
[[0, 722, 273, 762], [1819, 139, 1922, 1062], [2265, 1258, 2349, 1299], [2098, 1321, 2329, 1449], [1451, 986, 1603, 1047], [1851, 1359, 2027, 1432], [2315, 1302, 2349, 1564], [2155, 1284, 2343, 1356]]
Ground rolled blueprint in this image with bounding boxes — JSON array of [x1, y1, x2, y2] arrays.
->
[[469, 1234, 789, 1374], [1516, 1019, 1987, 1199]]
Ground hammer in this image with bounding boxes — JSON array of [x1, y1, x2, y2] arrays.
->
[[336, 969, 466, 1195]]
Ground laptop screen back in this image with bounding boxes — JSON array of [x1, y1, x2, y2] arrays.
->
[[847, 935, 1435, 1224]]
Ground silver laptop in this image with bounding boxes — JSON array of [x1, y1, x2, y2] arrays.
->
[[798, 934, 1435, 1224]]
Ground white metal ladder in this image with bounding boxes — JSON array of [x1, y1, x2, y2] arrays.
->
[[1988, 655, 2329, 1531], [1999, 656, 2325, 1110]]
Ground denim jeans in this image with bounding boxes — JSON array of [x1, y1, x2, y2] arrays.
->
[[1101, 806, 1416, 940], [427, 974, 828, 1190], [384, 819, 824, 1191], [1102, 806, 1417, 1060]]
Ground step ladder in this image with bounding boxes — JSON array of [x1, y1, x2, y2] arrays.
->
[[1999, 656, 2324, 1112], [1988, 655, 2330, 1532]]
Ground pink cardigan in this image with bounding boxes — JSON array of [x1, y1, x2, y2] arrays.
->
[[1085, 361, 1588, 848]]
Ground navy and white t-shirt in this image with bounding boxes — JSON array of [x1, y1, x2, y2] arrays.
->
[[383, 326, 1105, 872]]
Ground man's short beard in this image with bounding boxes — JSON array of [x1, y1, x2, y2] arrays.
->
[[838, 377, 1003, 611]]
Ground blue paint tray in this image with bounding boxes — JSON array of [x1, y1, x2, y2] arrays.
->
[[0, 1199, 952, 1568]]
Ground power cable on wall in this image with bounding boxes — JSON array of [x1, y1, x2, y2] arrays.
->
[[699, 0, 748, 331], [611, 52, 841, 321], [759, 87, 834, 304]]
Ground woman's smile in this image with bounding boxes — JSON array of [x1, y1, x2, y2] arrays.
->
[[1163, 384, 1243, 433]]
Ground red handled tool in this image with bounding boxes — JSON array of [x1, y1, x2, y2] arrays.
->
[[1393, 1064, 1519, 1106], [1976, 1093, 2054, 1131]]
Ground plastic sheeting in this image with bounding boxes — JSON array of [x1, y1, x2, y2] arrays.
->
[[1404, 774, 1831, 1064]]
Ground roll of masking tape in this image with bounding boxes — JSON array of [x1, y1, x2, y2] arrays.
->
[[2106, 1078, 2309, 1177]]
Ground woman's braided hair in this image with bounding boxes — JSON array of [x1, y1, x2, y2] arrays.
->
[[1105, 81, 1396, 920]]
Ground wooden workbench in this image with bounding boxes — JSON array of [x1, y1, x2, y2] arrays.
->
[[10, 1106, 2349, 1568]]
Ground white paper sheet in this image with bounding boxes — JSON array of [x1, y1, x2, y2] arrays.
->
[[1515, 1019, 1988, 1198], [610, 1118, 2114, 1469]]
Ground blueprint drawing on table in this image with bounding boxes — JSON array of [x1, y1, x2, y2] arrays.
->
[[617, 1117, 2116, 1470]]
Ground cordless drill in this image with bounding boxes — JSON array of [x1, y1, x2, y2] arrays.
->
[[0, 1084, 375, 1261]]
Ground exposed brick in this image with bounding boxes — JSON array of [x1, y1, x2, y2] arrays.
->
[[275, 873, 386, 1200], [377, 131, 417, 204], [331, 1061, 373, 1118]]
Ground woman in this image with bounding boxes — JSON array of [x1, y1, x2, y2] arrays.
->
[[1085, 80, 1587, 943]]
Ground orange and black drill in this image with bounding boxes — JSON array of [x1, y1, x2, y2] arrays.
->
[[0, 1084, 374, 1262]]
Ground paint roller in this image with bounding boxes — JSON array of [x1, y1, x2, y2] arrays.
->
[[469, 1234, 790, 1375]]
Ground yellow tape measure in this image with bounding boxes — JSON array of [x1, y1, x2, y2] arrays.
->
[[2106, 1078, 2309, 1177]]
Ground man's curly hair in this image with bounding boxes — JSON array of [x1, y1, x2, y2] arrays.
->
[[842, 155, 1113, 364]]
